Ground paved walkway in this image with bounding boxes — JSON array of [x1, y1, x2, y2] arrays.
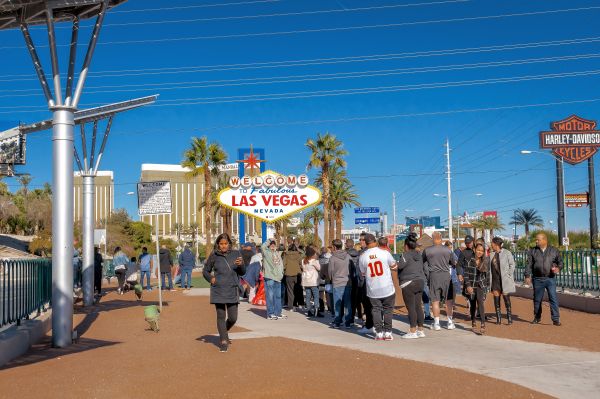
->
[[187, 288, 600, 399]]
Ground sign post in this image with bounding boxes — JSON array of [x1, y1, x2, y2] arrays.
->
[[138, 181, 172, 311]]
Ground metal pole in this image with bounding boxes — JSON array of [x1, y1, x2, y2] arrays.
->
[[45, 6, 63, 106], [51, 107, 75, 348], [156, 215, 163, 312], [392, 192, 397, 254], [556, 157, 567, 248], [82, 175, 94, 306], [588, 157, 598, 249], [446, 139, 453, 242]]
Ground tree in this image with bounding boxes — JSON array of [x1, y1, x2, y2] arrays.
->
[[305, 206, 323, 247], [306, 133, 347, 246], [330, 178, 360, 240], [511, 209, 544, 237], [478, 216, 505, 238], [17, 175, 32, 196], [198, 173, 233, 238], [182, 136, 227, 253], [173, 222, 184, 245]]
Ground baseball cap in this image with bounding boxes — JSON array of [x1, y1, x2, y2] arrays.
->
[[464, 235, 474, 244]]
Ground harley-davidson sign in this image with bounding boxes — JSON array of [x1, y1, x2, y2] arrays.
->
[[539, 115, 600, 165], [217, 170, 321, 223]]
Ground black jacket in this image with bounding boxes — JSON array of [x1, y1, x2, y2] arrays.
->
[[526, 246, 563, 278], [397, 250, 427, 285], [346, 248, 360, 283], [203, 249, 245, 304], [456, 247, 475, 276], [159, 248, 173, 273]]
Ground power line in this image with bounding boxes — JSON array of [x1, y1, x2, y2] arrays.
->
[[111, 0, 282, 14], [3, 35, 600, 82], [2, 5, 599, 50]]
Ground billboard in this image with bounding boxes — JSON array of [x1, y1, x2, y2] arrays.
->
[[137, 181, 172, 215], [539, 115, 600, 164], [0, 127, 26, 165], [565, 193, 588, 208]]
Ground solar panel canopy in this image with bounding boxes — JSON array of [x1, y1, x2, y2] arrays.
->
[[0, 0, 127, 30]]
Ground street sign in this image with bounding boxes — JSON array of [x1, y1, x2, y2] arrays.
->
[[355, 207, 379, 214], [565, 193, 589, 208], [355, 217, 380, 225], [562, 237, 570, 246], [539, 115, 600, 165], [0, 127, 26, 165], [137, 181, 172, 215]]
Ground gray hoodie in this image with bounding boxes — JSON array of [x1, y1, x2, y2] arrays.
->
[[328, 250, 352, 288]]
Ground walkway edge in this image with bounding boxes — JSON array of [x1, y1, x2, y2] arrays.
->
[[0, 310, 52, 367]]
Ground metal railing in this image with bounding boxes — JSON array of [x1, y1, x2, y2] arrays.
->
[[0, 258, 52, 329], [512, 250, 600, 293]]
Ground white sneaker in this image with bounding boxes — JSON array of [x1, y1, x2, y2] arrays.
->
[[417, 330, 426, 338], [402, 332, 419, 339], [447, 320, 456, 330], [433, 322, 441, 331], [374, 332, 384, 341], [383, 331, 394, 341], [277, 314, 288, 319], [357, 327, 371, 334]]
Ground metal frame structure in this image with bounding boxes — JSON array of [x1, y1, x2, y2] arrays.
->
[[0, 0, 128, 348]]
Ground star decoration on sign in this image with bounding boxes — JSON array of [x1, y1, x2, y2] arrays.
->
[[237, 146, 264, 176]]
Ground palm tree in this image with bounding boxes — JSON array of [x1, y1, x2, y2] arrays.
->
[[511, 208, 544, 237], [305, 206, 323, 247], [173, 223, 184, 245], [198, 173, 233, 238], [306, 133, 347, 247], [18, 175, 32, 196], [182, 136, 227, 253], [478, 216, 505, 238], [297, 217, 313, 236], [315, 165, 349, 242], [330, 179, 360, 240]]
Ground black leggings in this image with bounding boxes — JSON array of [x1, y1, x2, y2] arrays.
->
[[115, 269, 126, 289], [469, 287, 486, 325], [401, 279, 424, 328], [215, 303, 238, 342]]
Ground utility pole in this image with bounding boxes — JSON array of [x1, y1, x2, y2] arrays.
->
[[392, 192, 397, 253], [445, 139, 454, 243]]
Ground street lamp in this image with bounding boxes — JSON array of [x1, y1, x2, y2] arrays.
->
[[521, 149, 567, 248]]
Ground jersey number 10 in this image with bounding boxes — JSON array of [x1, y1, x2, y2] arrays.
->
[[368, 261, 384, 277]]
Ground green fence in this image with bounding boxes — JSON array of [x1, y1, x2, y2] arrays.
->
[[0, 258, 52, 329], [514, 250, 600, 293]]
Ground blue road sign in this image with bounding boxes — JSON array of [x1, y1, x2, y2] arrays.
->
[[355, 217, 380, 225], [355, 207, 380, 214]]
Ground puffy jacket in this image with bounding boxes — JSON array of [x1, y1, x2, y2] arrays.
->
[[301, 258, 321, 287], [526, 246, 563, 278], [159, 248, 173, 273], [178, 248, 196, 270], [203, 249, 245, 304]]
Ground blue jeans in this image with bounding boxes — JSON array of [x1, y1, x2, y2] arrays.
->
[[304, 287, 319, 314], [333, 285, 352, 326], [140, 270, 151, 289], [533, 277, 560, 322], [422, 283, 431, 317], [180, 268, 192, 288], [161, 272, 173, 290], [265, 278, 282, 317]]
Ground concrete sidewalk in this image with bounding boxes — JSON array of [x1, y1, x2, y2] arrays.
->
[[188, 288, 600, 399]]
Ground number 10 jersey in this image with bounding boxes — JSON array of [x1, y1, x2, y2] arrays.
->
[[359, 247, 396, 299]]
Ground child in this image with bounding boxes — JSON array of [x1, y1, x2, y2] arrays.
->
[[301, 246, 322, 318]]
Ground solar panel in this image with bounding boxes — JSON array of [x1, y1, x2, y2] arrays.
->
[[0, 0, 127, 30]]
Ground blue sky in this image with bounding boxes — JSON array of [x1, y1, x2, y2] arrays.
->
[[2, 0, 600, 235]]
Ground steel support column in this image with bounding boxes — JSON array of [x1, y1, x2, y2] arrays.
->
[[556, 158, 567, 246], [588, 158, 598, 249], [82, 175, 95, 306]]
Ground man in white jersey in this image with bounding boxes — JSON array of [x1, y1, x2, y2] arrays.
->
[[358, 234, 397, 341]]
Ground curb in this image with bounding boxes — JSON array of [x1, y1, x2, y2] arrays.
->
[[514, 286, 600, 314], [0, 310, 52, 368]]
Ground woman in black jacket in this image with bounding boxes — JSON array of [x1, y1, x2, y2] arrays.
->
[[398, 233, 428, 339], [203, 233, 245, 353], [463, 243, 489, 335]]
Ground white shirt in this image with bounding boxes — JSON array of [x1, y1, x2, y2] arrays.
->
[[359, 247, 397, 299]]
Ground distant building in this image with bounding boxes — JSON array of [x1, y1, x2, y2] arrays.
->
[[74, 171, 113, 226], [406, 216, 441, 229], [341, 227, 370, 242], [139, 163, 261, 243]]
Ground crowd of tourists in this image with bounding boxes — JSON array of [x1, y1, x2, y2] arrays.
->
[[202, 230, 564, 353]]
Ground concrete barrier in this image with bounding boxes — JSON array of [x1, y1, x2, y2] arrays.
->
[[0, 310, 52, 367], [515, 285, 600, 314]]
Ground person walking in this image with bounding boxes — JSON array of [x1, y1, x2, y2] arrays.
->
[[328, 239, 353, 329], [490, 236, 516, 325], [301, 246, 322, 318], [93, 246, 103, 297], [463, 243, 489, 334], [422, 232, 456, 331], [262, 239, 285, 320], [159, 244, 175, 291], [398, 233, 427, 339], [112, 246, 129, 295], [283, 243, 303, 311], [203, 233, 245, 353], [178, 243, 196, 291], [359, 234, 398, 341], [139, 247, 152, 291], [525, 233, 563, 326]]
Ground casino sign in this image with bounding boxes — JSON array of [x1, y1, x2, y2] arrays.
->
[[217, 170, 322, 223], [539, 115, 600, 165]]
